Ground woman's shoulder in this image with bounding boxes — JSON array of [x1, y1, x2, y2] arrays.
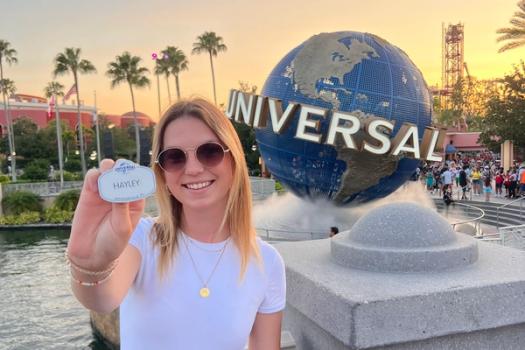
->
[[129, 216, 157, 252], [255, 237, 284, 267]]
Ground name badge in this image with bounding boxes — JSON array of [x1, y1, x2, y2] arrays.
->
[[98, 159, 156, 203]]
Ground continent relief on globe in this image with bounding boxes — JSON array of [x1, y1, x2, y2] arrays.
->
[[330, 111, 400, 201], [291, 32, 379, 109]]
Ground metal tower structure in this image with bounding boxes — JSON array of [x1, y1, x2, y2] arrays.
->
[[441, 22, 465, 109]]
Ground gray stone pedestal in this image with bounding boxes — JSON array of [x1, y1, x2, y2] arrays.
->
[[276, 202, 525, 349]]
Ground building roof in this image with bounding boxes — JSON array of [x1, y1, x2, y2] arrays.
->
[[122, 111, 151, 120], [444, 132, 485, 152]]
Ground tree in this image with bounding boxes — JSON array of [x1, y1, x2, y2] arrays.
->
[[192, 32, 227, 105], [479, 61, 525, 154], [497, 0, 525, 53], [231, 81, 260, 174], [0, 78, 17, 179], [53, 47, 96, 177], [162, 46, 189, 100], [43, 81, 64, 99], [154, 57, 172, 105], [0, 40, 18, 181], [106, 52, 150, 164], [44, 81, 65, 185]]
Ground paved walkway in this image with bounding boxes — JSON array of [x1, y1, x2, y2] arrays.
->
[[425, 184, 524, 207]]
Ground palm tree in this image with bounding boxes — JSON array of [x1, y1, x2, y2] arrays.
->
[[106, 52, 150, 164], [0, 40, 18, 181], [44, 81, 65, 187], [0, 78, 16, 180], [53, 47, 96, 177], [192, 32, 227, 104], [163, 46, 189, 100], [497, 0, 525, 52], [154, 58, 172, 105]]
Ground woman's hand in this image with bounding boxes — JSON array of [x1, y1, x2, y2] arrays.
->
[[66, 159, 145, 271]]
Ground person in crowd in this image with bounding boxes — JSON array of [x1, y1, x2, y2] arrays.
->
[[441, 166, 453, 194], [483, 167, 492, 202], [504, 170, 511, 198], [471, 167, 482, 196], [519, 164, 525, 197], [329, 227, 339, 238], [509, 169, 518, 199], [459, 165, 469, 200], [426, 170, 434, 193], [495, 171, 504, 197]]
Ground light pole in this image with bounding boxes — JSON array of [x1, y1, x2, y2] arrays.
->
[[54, 93, 64, 190], [93, 91, 101, 167]]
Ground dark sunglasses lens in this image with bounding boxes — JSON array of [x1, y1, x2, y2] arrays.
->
[[159, 148, 186, 171], [197, 143, 225, 167]]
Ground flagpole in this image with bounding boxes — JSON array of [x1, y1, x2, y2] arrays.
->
[[94, 90, 101, 167], [54, 94, 64, 190]]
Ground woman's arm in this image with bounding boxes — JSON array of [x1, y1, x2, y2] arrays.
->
[[70, 244, 141, 314], [248, 311, 283, 350]]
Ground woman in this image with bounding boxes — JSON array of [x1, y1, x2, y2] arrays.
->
[[66, 98, 286, 349], [471, 167, 481, 196]]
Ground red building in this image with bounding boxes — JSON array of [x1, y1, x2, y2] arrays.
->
[[0, 93, 154, 136]]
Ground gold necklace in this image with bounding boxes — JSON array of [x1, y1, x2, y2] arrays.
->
[[180, 233, 230, 298]]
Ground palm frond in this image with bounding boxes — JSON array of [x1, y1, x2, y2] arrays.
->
[[498, 40, 525, 53], [107, 52, 149, 89]]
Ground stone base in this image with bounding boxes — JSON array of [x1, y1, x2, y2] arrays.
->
[[285, 303, 525, 350], [90, 309, 120, 349]]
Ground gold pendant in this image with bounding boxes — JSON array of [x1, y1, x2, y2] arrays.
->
[[200, 287, 210, 298]]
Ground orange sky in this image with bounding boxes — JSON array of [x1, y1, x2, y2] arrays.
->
[[1, 0, 523, 121]]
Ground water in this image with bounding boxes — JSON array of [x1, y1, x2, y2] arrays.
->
[[253, 181, 438, 238], [0, 229, 110, 350]]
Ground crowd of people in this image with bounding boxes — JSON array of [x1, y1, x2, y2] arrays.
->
[[417, 158, 525, 203]]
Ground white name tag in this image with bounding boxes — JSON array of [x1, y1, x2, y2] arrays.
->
[[98, 159, 156, 203]]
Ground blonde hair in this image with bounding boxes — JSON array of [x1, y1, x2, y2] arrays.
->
[[151, 97, 260, 281]]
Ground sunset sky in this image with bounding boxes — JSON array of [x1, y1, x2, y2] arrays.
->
[[1, 0, 524, 121]]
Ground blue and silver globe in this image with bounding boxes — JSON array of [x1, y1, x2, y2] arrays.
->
[[255, 31, 432, 205]]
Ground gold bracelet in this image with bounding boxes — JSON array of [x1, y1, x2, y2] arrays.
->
[[64, 249, 118, 276], [69, 267, 114, 287]]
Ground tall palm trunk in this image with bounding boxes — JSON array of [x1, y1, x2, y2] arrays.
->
[[208, 51, 217, 105], [175, 74, 181, 100], [156, 73, 161, 120], [129, 83, 141, 164], [54, 95, 64, 189], [165, 74, 172, 104], [0, 64, 16, 181], [73, 73, 87, 176]]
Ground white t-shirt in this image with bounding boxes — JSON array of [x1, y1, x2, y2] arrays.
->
[[120, 217, 286, 350], [442, 170, 453, 185]]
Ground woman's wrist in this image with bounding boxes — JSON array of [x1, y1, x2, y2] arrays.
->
[[65, 249, 119, 286]]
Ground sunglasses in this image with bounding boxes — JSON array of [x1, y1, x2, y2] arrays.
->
[[156, 142, 230, 172]]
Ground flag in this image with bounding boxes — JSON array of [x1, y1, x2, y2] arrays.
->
[[47, 95, 55, 119], [63, 84, 77, 103]]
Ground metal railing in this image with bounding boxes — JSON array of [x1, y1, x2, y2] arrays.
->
[[437, 201, 485, 236], [496, 196, 525, 229], [256, 227, 326, 241], [451, 185, 473, 201]]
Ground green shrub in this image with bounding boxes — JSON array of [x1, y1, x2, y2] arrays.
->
[[43, 207, 73, 223], [2, 191, 43, 215], [54, 189, 81, 211], [275, 180, 284, 192], [0, 174, 10, 183], [64, 159, 82, 172], [62, 171, 81, 181], [21, 159, 50, 181], [0, 211, 41, 225]]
